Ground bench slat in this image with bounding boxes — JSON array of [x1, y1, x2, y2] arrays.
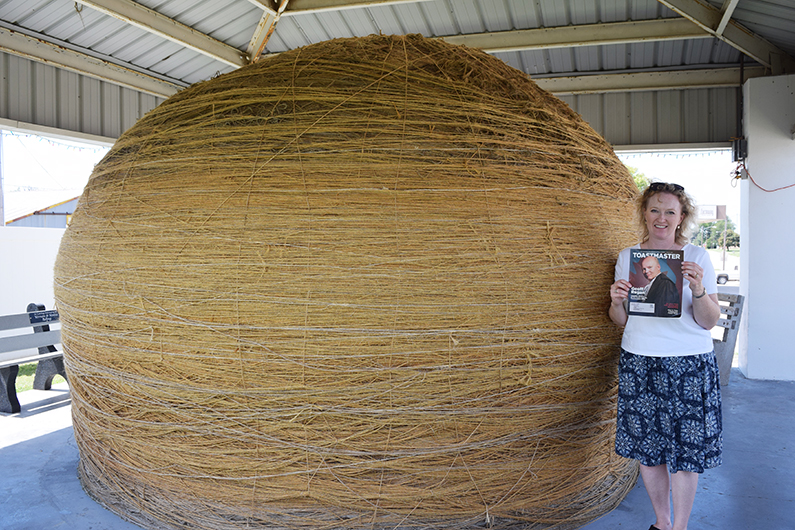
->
[[0, 350, 63, 369], [717, 293, 740, 304], [0, 329, 62, 357], [0, 310, 60, 332]]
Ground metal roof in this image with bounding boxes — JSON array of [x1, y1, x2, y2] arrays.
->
[[0, 0, 793, 144]]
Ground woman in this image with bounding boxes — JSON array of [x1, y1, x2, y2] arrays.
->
[[608, 182, 722, 530]]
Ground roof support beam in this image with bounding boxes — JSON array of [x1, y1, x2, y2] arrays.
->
[[614, 142, 732, 152], [76, 0, 248, 67], [283, 0, 433, 15], [535, 66, 766, 95], [248, 0, 289, 62], [259, 18, 715, 64], [441, 18, 710, 53], [242, 0, 277, 9], [657, 0, 795, 73], [0, 26, 181, 98], [0, 118, 117, 146], [716, 0, 741, 36]]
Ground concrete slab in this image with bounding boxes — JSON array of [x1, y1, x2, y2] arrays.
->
[[2, 372, 793, 530], [581, 370, 795, 530], [0, 384, 140, 529]]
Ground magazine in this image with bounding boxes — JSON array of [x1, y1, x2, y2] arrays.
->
[[627, 249, 684, 318]]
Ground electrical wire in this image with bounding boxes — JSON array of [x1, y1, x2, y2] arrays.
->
[[739, 160, 795, 193]]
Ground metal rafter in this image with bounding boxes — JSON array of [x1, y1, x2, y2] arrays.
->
[[716, 0, 741, 36], [282, 0, 433, 15], [248, 0, 289, 62], [0, 25, 181, 98], [441, 18, 711, 53], [243, 0, 278, 10], [258, 18, 713, 60], [535, 66, 766, 95], [248, 0, 426, 62], [76, 0, 249, 67], [657, 0, 795, 73]]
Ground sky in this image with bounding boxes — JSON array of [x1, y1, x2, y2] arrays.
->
[[618, 149, 742, 232], [1, 130, 742, 231], [0, 131, 110, 223], [1, 131, 109, 193]]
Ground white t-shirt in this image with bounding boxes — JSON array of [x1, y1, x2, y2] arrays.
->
[[615, 243, 717, 357]]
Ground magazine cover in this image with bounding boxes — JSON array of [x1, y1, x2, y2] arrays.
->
[[627, 249, 684, 318]]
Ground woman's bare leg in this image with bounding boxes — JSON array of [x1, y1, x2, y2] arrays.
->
[[639, 463, 673, 530], [670, 470, 698, 530]]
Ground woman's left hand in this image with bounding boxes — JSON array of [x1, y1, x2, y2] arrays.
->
[[682, 260, 720, 329], [682, 260, 704, 294]]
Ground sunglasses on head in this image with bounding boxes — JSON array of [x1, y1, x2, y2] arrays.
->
[[648, 182, 684, 192]]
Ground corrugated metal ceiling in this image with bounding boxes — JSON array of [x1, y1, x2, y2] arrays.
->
[[1, 0, 793, 92], [0, 0, 792, 147]]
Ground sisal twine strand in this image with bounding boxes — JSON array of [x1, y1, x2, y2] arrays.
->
[[55, 34, 639, 530]]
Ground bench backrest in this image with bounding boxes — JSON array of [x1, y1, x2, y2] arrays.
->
[[714, 293, 743, 346], [713, 292, 744, 386], [0, 309, 61, 368]]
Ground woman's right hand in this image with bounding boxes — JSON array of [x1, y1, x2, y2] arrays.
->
[[608, 279, 631, 326], [609, 279, 631, 307]]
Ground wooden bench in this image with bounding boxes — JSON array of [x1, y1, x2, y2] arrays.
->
[[0, 303, 67, 414], [713, 292, 745, 386]]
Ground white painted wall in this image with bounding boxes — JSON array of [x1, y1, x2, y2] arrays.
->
[[740, 73, 795, 381], [0, 226, 64, 316]]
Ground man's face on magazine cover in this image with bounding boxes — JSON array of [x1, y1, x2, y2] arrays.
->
[[641, 256, 661, 281]]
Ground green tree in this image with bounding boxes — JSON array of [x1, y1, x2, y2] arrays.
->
[[692, 218, 739, 249], [624, 164, 649, 190]]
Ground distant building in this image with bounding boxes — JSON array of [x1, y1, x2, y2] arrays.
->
[[698, 204, 726, 222], [6, 195, 79, 228]]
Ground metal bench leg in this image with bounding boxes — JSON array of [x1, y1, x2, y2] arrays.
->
[[714, 343, 733, 386], [33, 356, 67, 390], [26, 302, 68, 391], [0, 365, 21, 414]]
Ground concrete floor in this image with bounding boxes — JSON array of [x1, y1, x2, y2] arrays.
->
[[1, 369, 793, 530]]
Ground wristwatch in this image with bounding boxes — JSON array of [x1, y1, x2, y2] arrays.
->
[[693, 287, 707, 299]]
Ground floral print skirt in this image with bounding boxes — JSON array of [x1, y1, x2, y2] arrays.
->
[[615, 349, 723, 473]]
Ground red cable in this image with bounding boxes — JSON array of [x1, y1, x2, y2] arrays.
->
[[742, 161, 795, 193]]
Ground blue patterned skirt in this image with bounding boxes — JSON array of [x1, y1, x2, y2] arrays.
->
[[615, 349, 723, 473]]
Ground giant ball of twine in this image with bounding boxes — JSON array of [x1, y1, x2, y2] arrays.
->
[[55, 34, 639, 530]]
